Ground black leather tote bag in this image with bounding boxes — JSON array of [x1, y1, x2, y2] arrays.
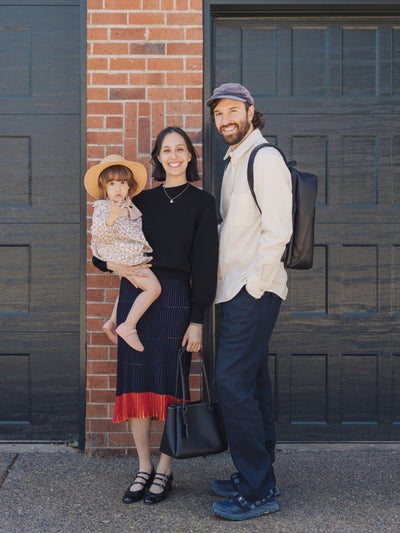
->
[[160, 346, 228, 459]]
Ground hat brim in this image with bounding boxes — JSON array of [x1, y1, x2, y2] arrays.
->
[[84, 159, 147, 199], [206, 94, 253, 106]]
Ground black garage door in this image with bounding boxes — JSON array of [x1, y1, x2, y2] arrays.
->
[[205, 11, 400, 440], [0, 2, 84, 442]]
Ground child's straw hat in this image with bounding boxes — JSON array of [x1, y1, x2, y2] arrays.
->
[[84, 155, 147, 199]]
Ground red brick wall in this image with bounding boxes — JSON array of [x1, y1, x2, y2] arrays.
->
[[85, 0, 204, 456]]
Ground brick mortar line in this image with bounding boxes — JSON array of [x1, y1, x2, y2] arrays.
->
[[0, 453, 19, 491]]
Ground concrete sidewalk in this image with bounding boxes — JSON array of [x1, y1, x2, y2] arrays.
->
[[0, 443, 399, 533]]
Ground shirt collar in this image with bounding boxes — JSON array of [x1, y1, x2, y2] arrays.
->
[[223, 128, 266, 162]]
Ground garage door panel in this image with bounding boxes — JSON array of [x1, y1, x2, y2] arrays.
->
[[215, 17, 400, 109], [0, 6, 80, 114], [258, 115, 399, 223], [214, 23, 242, 85], [394, 246, 400, 314], [0, 332, 80, 440], [284, 245, 328, 315], [242, 27, 277, 96], [274, 318, 399, 350], [0, 115, 81, 224], [392, 136, 400, 205], [0, 225, 80, 331]]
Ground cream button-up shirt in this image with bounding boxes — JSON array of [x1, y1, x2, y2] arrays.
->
[[215, 128, 293, 304]]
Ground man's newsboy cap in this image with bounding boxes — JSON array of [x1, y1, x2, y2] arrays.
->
[[206, 83, 254, 106]]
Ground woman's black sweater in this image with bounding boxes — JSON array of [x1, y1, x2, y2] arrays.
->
[[92, 183, 219, 324]]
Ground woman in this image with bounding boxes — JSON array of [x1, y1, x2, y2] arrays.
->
[[92, 127, 218, 504]]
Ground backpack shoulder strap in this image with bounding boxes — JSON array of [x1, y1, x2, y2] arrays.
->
[[247, 143, 293, 213], [247, 143, 273, 213]]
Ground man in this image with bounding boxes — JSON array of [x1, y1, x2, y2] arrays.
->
[[207, 83, 292, 521]]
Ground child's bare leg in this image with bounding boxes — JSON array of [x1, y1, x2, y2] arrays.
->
[[116, 271, 161, 351], [103, 295, 119, 344], [124, 272, 161, 327]]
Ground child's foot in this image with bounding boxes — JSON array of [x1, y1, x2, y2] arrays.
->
[[103, 319, 118, 344], [116, 323, 144, 352]]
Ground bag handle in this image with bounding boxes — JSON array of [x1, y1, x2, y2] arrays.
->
[[173, 346, 213, 410], [173, 346, 214, 439]]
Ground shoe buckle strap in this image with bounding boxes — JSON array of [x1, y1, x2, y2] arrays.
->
[[231, 473, 240, 488], [231, 491, 273, 511], [152, 472, 170, 488], [133, 471, 151, 483], [231, 491, 253, 511], [131, 479, 146, 487]]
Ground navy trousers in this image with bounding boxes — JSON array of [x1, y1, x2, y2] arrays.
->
[[216, 287, 282, 501]]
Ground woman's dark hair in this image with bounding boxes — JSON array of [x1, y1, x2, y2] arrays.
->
[[151, 126, 200, 182], [209, 100, 265, 131], [98, 165, 137, 199]]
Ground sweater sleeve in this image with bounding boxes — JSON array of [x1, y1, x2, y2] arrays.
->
[[92, 255, 110, 272], [189, 193, 219, 323]]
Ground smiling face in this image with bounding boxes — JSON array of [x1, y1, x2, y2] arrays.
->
[[157, 131, 192, 183], [213, 99, 254, 148]]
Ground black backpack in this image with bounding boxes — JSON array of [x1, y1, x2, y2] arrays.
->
[[247, 143, 318, 270]]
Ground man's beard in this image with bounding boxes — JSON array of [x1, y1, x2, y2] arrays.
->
[[218, 120, 251, 146]]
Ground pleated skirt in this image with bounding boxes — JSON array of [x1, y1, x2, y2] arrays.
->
[[113, 275, 192, 423]]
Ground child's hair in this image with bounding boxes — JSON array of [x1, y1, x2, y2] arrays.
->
[[98, 164, 137, 199]]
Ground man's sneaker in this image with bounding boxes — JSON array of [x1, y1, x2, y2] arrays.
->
[[211, 473, 281, 498], [212, 490, 280, 521]]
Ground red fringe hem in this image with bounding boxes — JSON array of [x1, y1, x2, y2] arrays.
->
[[113, 392, 180, 423]]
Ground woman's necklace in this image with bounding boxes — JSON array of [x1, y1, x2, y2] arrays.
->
[[162, 182, 190, 204]]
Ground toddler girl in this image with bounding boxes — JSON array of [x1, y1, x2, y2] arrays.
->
[[85, 155, 161, 351]]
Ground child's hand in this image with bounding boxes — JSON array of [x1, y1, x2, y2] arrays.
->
[[106, 200, 125, 226]]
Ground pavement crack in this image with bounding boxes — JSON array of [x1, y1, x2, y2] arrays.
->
[[0, 453, 19, 491]]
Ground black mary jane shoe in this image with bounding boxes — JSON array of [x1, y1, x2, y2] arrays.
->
[[122, 468, 155, 504], [143, 472, 173, 504]]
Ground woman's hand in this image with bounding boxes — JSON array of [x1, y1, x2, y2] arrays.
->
[[106, 261, 152, 287], [182, 323, 203, 353]]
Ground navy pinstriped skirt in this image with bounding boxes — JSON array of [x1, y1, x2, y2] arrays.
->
[[113, 275, 191, 423]]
